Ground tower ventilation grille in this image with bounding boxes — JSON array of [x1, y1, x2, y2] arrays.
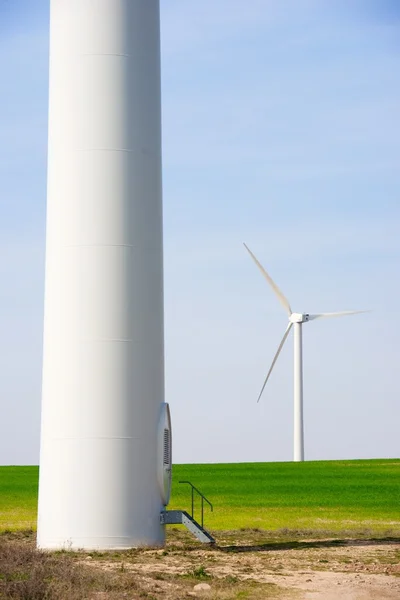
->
[[163, 429, 170, 465]]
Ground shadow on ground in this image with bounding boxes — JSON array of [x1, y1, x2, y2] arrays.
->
[[218, 536, 400, 553]]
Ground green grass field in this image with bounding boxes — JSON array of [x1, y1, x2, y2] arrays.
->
[[1, 460, 399, 534]]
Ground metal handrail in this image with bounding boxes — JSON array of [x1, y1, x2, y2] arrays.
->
[[178, 480, 213, 528]]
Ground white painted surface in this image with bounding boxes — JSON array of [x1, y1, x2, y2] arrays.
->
[[293, 322, 304, 462], [37, 0, 164, 549]]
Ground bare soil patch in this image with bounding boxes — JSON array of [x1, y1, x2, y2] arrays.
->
[[1, 529, 399, 599]]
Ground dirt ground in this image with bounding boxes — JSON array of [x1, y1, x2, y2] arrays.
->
[[1, 529, 400, 599], [82, 529, 400, 599]]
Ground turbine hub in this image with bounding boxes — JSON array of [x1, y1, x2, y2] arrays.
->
[[289, 313, 310, 323]]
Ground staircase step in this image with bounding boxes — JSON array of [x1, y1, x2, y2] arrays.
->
[[160, 510, 215, 544]]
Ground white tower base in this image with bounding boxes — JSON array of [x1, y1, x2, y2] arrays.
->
[[37, 0, 165, 550]]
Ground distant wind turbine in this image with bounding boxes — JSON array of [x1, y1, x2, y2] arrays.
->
[[244, 243, 368, 462]]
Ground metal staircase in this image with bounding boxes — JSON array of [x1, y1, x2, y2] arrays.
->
[[160, 480, 215, 544], [160, 509, 215, 543]]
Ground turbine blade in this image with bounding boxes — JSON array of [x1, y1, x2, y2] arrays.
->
[[243, 243, 292, 315], [257, 323, 293, 403], [308, 310, 370, 321]]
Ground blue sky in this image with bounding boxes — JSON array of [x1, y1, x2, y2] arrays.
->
[[0, 0, 399, 465]]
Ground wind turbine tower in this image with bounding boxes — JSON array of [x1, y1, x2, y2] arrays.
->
[[244, 244, 367, 462], [37, 0, 171, 550]]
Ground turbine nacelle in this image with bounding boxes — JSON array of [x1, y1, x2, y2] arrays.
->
[[289, 313, 309, 324]]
